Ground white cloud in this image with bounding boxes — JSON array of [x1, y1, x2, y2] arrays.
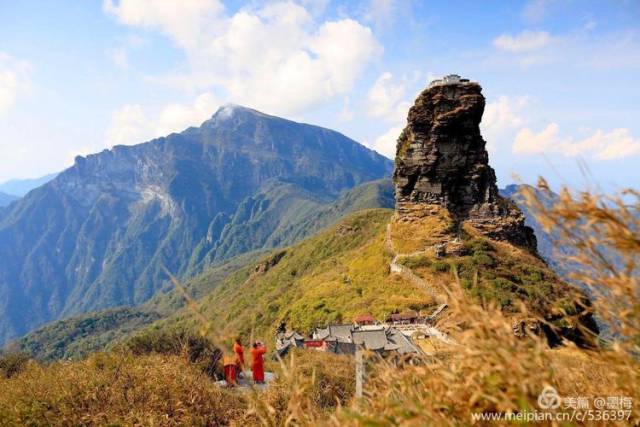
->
[[513, 124, 640, 160], [104, 1, 381, 116], [0, 52, 31, 116], [363, 0, 399, 31], [106, 93, 219, 147], [338, 97, 354, 122], [299, 0, 330, 16], [513, 122, 559, 154], [107, 35, 148, 70], [106, 104, 150, 146], [493, 30, 552, 53], [490, 30, 556, 67], [366, 71, 427, 159], [155, 92, 218, 136], [490, 27, 640, 70], [371, 124, 403, 159], [366, 71, 407, 120], [481, 95, 530, 153], [583, 30, 640, 70], [103, 0, 224, 49]]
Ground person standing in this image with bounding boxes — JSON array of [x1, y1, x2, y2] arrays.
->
[[233, 337, 245, 375], [222, 354, 237, 386], [251, 341, 267, 384]]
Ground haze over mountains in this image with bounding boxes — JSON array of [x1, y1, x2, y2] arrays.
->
[[0, 192, 19, 208], [0, 105, 392, 345], [0, 174, 58, 208], [0, 173, 58, 198]]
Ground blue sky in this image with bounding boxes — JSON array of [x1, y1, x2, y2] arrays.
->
[[0, 0, 639, 191]]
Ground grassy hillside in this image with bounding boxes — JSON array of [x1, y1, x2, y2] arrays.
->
[[13, 308, 160, 362], [390, 213, 592, 328], [11, 181, 395, 361], [152, 209, 435, 343], [138, 204, 594, 349], [13, 250, 265, 362]]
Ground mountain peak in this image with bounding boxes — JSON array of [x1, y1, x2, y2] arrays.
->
[[0, 105, 392, 345], [393, 79, 537, 251], [215, 103, 244, 117], [210, 103, 272, 123]]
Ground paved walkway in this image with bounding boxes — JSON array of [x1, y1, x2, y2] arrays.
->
[[385, 223, 447, 304], [216, 371, 277, 391]]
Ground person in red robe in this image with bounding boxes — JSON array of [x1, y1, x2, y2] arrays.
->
[[251, 342, 267, 384], [222, 354, 237, 386], [233, 337, 245, 374]]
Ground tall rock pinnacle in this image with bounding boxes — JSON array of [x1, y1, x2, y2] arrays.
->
[[393, 75, 536, 250]]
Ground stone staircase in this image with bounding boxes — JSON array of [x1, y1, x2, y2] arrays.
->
[[385, 223, 447, 304]]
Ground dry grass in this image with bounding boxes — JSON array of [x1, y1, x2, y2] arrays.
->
[[389, 207, 453, 253], [329, 294, 639, 426], [244, 349, 355, 426], [521, 179, 640, 352], [0, 352, 246, 426], [323, 182, 640, 426]]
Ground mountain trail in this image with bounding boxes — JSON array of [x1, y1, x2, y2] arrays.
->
[[385, 223, 447, 304]]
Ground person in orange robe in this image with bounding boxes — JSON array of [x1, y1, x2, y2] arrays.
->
[[222, 354, 237, 386], [251, 342, 267, 384], [233, 337, 245, 374]]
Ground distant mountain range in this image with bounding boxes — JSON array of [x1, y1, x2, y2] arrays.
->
[[0, 105, 392, 345], [0, 172, 58, 197], [0, 192, 19, 208]]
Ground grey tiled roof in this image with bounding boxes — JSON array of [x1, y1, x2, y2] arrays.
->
[[351, 329, 388, 351], [309, 324, 422, 355], [386, 328, 422, 354], [284, 331, 304, 340], [312, 327, 330, 340], [328, 324, 354, 340]]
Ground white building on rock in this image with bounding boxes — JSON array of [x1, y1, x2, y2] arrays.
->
[[429, 74, 470, 87]]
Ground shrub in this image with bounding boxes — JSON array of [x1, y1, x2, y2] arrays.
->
[[463, 238, 493, 254], [398, 255, 431, 269], [0, 352, 29, 378], [430, 260, 449, 272], [123, 329, 222, 378], [472, 251, 495, 267]]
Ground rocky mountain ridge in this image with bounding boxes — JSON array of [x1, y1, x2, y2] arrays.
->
[[0, 105, 392, 344], [0, 173, 58, 198]]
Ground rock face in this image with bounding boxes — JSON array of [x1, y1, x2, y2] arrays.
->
[[393, 76, 536, 251]]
